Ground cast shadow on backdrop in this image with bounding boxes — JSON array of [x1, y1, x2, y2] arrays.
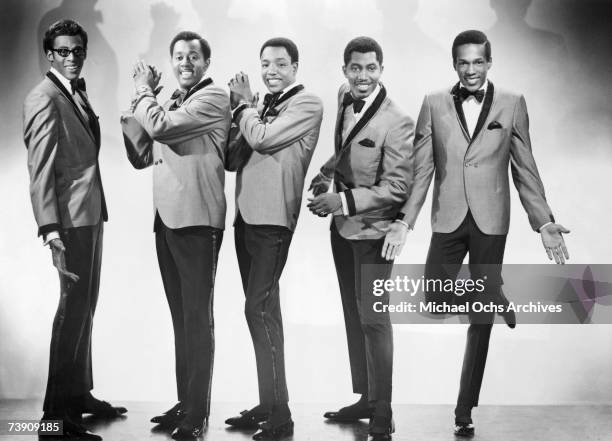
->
[[377, 0, 448, 117]]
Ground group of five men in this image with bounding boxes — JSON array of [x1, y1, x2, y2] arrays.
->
[[24, 18, 569, 441]]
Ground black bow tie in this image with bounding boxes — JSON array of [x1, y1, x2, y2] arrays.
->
[[70, 78, 86, 94], [263, 91, 282, 108], [456, 87, 485, 103], [343, 93, 366, 113], [170, 89, 187, 101]]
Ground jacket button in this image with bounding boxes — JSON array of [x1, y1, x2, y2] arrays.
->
[[159, 158, 163, 164]]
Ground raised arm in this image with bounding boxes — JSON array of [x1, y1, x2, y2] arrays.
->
[[236, 94, 323, 154], [120, 111, 154, 169]]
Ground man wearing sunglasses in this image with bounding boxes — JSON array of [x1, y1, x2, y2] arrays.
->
[[24, 19, 125, 440]]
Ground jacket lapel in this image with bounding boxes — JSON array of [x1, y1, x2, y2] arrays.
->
[[341, 85, 387, 150], [334, 101, 344, 153], [182, 77, 213, 103], [470, 81, 495, 143], [450, 82, 470, 142], [46, 72, 98, 146]]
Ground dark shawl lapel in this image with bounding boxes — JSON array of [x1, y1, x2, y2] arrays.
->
[[335, 85, 387, 155], [450, 80, 495, 144], [46, 71, 100, 149]]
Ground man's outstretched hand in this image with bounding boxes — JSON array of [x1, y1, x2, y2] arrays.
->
[[540, 223, 570, 264], [49, 238, 80, 282], [381, 221, 410, 261]]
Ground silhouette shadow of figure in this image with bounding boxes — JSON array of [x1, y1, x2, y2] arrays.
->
[[376, 0, 448, 117], [139, 2, 181, 89], [487, 0, 567, 94], [191, 0, 280, 83], [38, 0, 119, 132]]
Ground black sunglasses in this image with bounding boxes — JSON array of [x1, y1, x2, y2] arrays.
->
[[51, 47, 87, 58]]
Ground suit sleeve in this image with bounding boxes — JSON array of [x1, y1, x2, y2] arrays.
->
[[224, 123, 252, 172], [235, 94, 323, 154], [23, 91, 61, 236], [510, 95, 554, 231], [343, 114, 415, 215], [133, 88, 230, 146], [120, 111, 154, 169], [399, 95, 435, 227]]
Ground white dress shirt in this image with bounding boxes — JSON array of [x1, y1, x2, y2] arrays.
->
[[461, 79, 488, 137]]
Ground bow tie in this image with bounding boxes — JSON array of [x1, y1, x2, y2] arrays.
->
[[456, 87, 485, 103], [343, 93, 366, 113], [170, 88, 187, 101], [263, 91, 282, 108], [70, 78, 86, 94]]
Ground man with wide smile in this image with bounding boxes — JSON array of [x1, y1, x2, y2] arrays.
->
[[308, 36, 415, 441], [383, 29, 570, 437], [224, 37, 323, 440], [24, 18, 126, 441], [121, 31, 230, 440]]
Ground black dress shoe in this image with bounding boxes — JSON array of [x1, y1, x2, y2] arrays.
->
[[225, 407, 269, 429], [171, 422, 204, 440], [367, 401, 394, 441], [151, 402, 185, 428], [454, 422, 475, 437], [39, 414, 102, 440], [252, 419, 294, 440], [324, 403, 374, 422], [495, 291, 516, 328], [75, 393, 127, 418], [368, 416, 394, 440]]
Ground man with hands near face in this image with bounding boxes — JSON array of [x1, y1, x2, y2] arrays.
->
[[24, 19, 125, 440], [382, 30, 570, 437], [308, 36, 414, 441], [224, 37, 323, 440], [121, 31, 230, 439]]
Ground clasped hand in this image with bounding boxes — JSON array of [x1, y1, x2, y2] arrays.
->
[[228, 72, 257, 109], [132, 60, 163, 94], [307, 194, 341, 217]]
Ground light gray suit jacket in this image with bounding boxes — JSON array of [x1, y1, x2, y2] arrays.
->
[[227, 86, 323, 231], [400, 82, 554, 235], [321, 83, 415, 240], [121, 80, 230, 229], [24, 72, 107, 236]]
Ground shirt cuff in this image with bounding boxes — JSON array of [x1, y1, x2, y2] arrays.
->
[[339, 192, 349, 216], [539, 221, 554, 232], [43, 231, 60, 246]]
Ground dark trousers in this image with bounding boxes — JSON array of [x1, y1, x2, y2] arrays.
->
[[155, 218, 223, 421], [44, 222, 103, 414], [234, 214, 293, 407], [424, 211, 506, 422], [330, 225, 394, 403]]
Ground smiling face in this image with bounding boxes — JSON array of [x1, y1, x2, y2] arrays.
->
[[46, 35, 86, 81], [260, 46, 297, 93], [343, 51, 383, 99], [171, 39, 209, 90], [454, 43, 491, 91]]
